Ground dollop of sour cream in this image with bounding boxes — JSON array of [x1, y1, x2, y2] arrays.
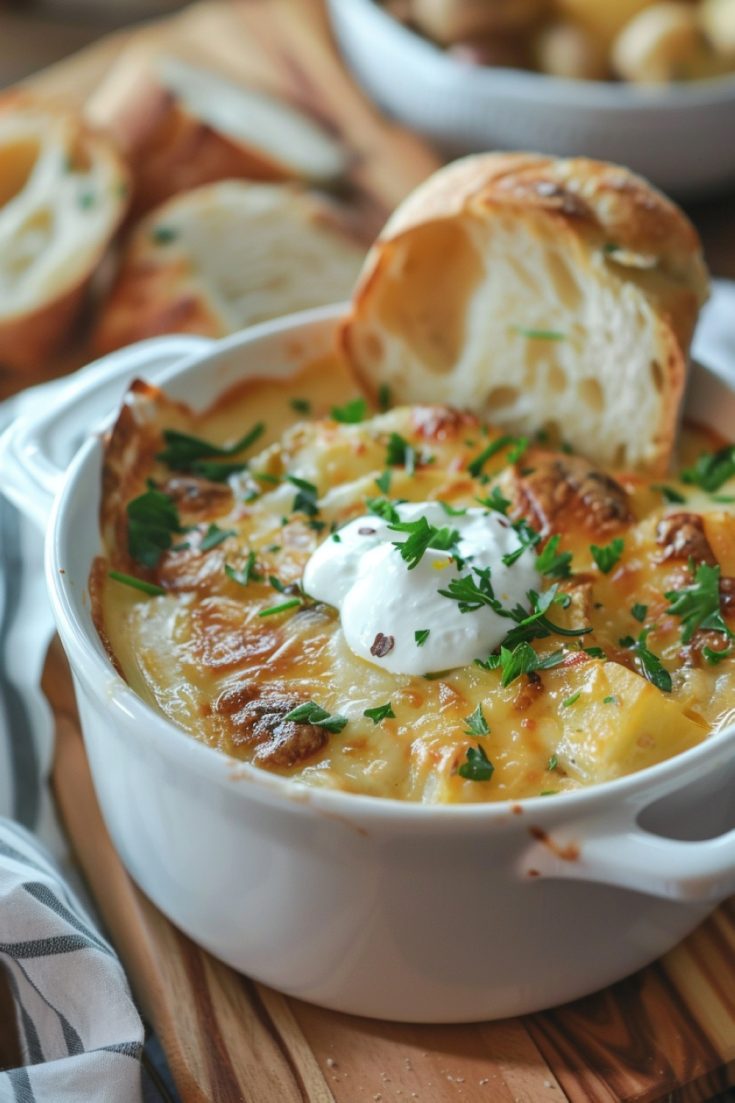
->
[[303, 502, 541, 676]]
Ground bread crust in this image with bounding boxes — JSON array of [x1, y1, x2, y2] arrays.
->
[[341, 153, 709, 474], [0, 93, 129, 372]]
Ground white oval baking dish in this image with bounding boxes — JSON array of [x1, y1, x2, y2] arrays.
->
[[1, 306, 734, 1023], [327, 0, 735, 198]]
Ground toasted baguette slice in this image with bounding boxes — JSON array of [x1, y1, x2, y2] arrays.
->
[[86, 54, 348, 216], [93, 181, 365, 353], [0, 96, 129, 372], [341, 153, 709, 474]]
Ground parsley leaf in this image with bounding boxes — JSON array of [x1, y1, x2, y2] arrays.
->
[[438, 501, 467, 516], [499, 586, 590, 648], [511, 326, 566, 341], [477, 643, 565, 686], [378, 383, 391, 412], [224, 551, 262, 586], [200, 523, 235, 551], [562, 690, 581, 707], [547, 754, 558, 771], [583, 645, 606, 659], [157, 423, 264, 474], [631, 602, 648, 623], [127, 485, 181, 568], [375, 470, 391, 494], [389, 516, 460, 570], [439, 566, 511, 617], [366, 497, 400, 524], [535, 535, 573, 579], [681, 445, 735, 493], [652, 484, 686, 504], [331, 398, 367, 424], [108, 570, 165, 597], [502, 518, 542, 566], [415, 629, 430, 646], [463, 704, 489, 736], [458, 744, 494, 782], [590, 537, 624, 574], [468, 435, 528, 478], [286, 474, 319, 517], [665, 562, 732, 643], [258, 598, 302, 617], [290, 397, 311, 414], [284, 701, 348, 733], [634, 630, 672, 692], [385, 432, 416, 474], [704, 644, 732, 664], [363, 702, 395, 724], [476, 487, 511, 514]]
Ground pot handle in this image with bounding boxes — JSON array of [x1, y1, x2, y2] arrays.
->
[[518, 750, 735, 902], [0, 335, 214, 530]]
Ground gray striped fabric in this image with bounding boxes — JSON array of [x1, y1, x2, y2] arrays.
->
[[0, 282, 732, 1100]]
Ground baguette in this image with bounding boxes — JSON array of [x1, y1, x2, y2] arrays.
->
[[93, 181, 365, 353], [340, 153, 709, 473], [0, 96, 129, 373], [86, 54, 348, 216]]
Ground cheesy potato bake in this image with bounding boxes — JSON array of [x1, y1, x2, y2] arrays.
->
[[92, 357, 735, 803]]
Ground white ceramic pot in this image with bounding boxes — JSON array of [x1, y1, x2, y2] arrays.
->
[[2, 307, 734, 1023], [327, 0, 735, 198]]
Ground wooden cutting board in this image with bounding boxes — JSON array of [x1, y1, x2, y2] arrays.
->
[[21, 1, 735, 1100]]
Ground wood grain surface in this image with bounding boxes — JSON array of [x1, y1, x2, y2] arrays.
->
[[14, 1, 735, 1100]]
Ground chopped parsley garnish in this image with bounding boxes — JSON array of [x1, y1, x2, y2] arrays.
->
[[385, 432, 416, 474], [224, 551, 262, 586], [499, 586, 590, 649], [712, 495, 735, 504], [415, 629, 430, 647], [603, 695, 618, 704], [477, 643, 565, 686], [127, 485, 182, 568], [602, 242, 620, 254], [476, 487, 511, 514], [438, 566, 510, 616], [511, 326, 566, 341], [331, 397, 367, 424], [547, 755, 558, 770], [156, 424, 264, 480], [631, 603, 648, 623], [389, 517, 460, 570], [468, 435, 528, 478], [590, 537, 624, 574], [286, 474, 319, 517], [375, 470, 392, 494], [583, 646, 606, 659], [618, 635, 636, 648], [108, 570, 165, 597], [366, 496, 400, 524], [502, 518, 542, 566], [665, 562, 732, 643], [283, 701, 348, 733], [377, 383, 391, 412], [331, 533, 342, 543], [290, 397, 311, 414], [308, 519, 326, 532], [681, 445, 735, 493], [258, 598, 301, 617], [458, 744, 494, 782], [634, 630, 672, 692], [652, 484, 686, 504], [535, 535, 573, 579], [269, 575, 289, 593], [363, 703, 395, 724], [463, 704, 489, 736], [438, 501, 467, 516], [562, 690, 581, 707], [151, 225, 177, 244], [200, 523, 235, 551], [703, 644, 732, 664]]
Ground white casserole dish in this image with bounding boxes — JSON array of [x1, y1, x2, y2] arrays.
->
[[1, 306, 734, 1023], [327, 0, 735, 198]]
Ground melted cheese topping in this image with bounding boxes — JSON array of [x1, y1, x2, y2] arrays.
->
[[93, 356, 735, 803]]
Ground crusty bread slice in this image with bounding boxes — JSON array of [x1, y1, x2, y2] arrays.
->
[[86, 54, 348, 216], [0, 95, 129, 373], [93, 181, 365, 354], [341, 153, 709, 473]]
